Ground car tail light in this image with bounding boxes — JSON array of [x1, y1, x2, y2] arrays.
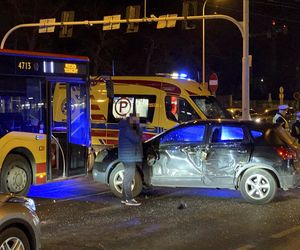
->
[[275, 146, 297, 160]]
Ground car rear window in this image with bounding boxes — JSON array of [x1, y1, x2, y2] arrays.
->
[[264, 126, 296, 146]]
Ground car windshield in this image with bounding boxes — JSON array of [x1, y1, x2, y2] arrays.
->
[[191, 96, 232, 119]]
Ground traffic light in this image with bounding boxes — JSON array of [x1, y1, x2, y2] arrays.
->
[[126, 5, 141, 33], [270, 20, 288, 37], [182, 0, 198, 30], [59, 11, 75, 38]]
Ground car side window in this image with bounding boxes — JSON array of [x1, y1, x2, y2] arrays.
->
[[250, 130, 263, 138], [160, 125, 205, 144], [211, 125, 244, 143]]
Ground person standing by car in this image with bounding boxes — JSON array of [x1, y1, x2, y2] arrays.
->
[[291, 111, 300, 143], [118, 113, 143, 206], [273, 104, 289, 131]]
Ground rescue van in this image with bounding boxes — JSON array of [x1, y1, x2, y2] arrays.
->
[[89, 75, 231, 152]]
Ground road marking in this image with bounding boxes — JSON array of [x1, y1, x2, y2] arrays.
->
[[271, 225, 300, 239]]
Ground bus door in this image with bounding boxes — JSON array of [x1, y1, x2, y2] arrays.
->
[[49, 80, 90, 180]]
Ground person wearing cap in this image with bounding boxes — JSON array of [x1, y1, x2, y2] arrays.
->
[[291, 111, 300, 143], [273, 104, 289, 130]]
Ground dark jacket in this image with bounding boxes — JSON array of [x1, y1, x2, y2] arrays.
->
[[118, 118, 143, 163], [291, 120, 300, 143]]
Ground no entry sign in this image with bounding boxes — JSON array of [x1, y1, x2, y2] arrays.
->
[[209, 73, 218, 93]]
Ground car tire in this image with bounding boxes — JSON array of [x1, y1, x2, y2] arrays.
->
[[0, 227, 30, 250], [0, 154, 32, 196], [239, 168, 277, 204], [109, 162, 142, 198]]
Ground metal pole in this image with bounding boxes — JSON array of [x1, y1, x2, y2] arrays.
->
[[1, 15, 243, 50], [202, 0, 208, 84], [144, 0, 147, 18], [242, 0, 250, 120]]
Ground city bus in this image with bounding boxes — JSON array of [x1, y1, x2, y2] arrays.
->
[[0, 49, 90, 195]]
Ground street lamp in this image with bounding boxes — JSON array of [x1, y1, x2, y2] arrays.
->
[[202, 0, 250, 120], [202, 0, 209, 84]]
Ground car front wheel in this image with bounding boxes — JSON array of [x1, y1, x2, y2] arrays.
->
[[109, 162, 142, 198], [0, 227, 30, 250], [239, 168, 277, 204]]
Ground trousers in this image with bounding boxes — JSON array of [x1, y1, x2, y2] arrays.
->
[[122, 162, 136, 200]]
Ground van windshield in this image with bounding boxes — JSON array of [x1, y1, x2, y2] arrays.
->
[[191, 96, 232, 119]]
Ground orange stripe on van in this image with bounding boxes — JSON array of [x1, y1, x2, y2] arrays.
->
[[91, 104, 100, 110], [115, 80, 181, 95], [91, 130, 106, 137], [107, 130, 119, 137], [106, 139, 118, 145], [91, 114, 106, 120]]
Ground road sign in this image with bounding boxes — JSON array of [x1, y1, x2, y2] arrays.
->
[[157, 14, 178, 29], [209, 73, 218, 93], [39, 18, 56, 33], [293, 92, 300, 100], [103, 15, 121, 31]]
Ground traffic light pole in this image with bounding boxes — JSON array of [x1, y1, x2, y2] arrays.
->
[[0, 2, 250, 119], [242, 0, 250, 120]]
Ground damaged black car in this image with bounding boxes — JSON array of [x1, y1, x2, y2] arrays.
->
[[93, 119, 300, 204]]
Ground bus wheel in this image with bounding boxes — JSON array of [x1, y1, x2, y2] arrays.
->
[[0, 154, 32, 196]]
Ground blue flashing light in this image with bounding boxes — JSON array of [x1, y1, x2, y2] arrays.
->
[[170, 72, 188, 79], [179, 73, 187, 78]]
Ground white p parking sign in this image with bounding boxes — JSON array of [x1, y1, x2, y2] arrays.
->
[[113, 97, 133, 118]]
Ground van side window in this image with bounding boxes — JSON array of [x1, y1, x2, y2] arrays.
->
[[108, 95, 156, 123], [165, 96, 199, 123]]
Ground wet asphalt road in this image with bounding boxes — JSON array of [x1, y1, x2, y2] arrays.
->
[[29, 174, 300, 250]]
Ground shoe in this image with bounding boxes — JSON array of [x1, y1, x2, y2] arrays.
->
[[124, 199, 141, 206], [121, 200, 126, 204]]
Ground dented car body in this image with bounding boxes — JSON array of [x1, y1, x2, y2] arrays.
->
[[93, 119, 300, 204]]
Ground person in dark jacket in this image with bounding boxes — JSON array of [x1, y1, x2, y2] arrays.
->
[[118, 113, 143, 206], [291, 112, 300, 143]]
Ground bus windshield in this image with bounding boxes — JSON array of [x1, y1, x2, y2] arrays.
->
[[191, 96, 232, 119]]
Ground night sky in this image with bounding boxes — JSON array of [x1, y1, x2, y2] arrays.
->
[[0, 0, 299, 100]]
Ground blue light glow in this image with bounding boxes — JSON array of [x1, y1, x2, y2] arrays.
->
[[28, 179, 94, 199]]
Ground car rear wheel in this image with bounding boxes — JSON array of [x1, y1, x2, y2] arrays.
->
[[109, 162, 142, 198], [239, 168, 277, 204], [0, 154, 32, 196], [0, 227, 30, 250]]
